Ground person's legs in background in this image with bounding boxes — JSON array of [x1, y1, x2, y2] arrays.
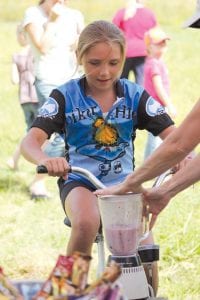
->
[[121, 57, 145, 86], [144, 132, 162, 161], [133, 56, 145, 86], [120, 57, 132, 79]]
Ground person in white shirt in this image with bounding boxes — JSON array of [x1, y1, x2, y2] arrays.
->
[[22, 0, 84, 198]]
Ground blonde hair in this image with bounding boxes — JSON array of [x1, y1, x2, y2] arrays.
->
[[76, 20, 126, 65]]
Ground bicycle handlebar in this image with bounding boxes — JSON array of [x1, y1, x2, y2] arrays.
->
[[36, 165, 172, 189], [36, 165, 105, 189]]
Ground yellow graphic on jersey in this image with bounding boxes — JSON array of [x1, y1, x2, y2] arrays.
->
[[93, 117, 118, 146]]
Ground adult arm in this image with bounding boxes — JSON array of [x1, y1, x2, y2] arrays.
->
[[25, 22, 56, 54], [95, 99, 200, 195], [127, 99, 200, 184], [143, 153, 200, 228], [24, 3, 65, 54], [76, 11, 85, 34]]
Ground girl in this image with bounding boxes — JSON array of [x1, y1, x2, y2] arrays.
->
[[21, 20, 175, 293], [143, 26, 177, 160], [7, 24, 38, 171]]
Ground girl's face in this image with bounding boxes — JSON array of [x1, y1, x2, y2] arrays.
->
[[81, 42, 124, 94], [149, 40, 168, 59]]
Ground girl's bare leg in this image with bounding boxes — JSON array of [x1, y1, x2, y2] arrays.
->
[[65, 187, 100, 256]]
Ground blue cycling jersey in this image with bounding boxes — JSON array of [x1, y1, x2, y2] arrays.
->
[[33, 77, 174, 186]]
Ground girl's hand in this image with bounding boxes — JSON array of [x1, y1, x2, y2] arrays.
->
[[39, 157, 70, 179]]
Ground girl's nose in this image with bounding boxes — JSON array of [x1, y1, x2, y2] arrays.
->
[[99, 64, 109, 76]]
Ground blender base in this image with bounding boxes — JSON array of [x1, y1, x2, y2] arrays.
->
[[108, 254, 149, 299]]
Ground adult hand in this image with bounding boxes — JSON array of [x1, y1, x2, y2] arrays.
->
[[94, 180, 145, 196], [38, 157, 70, 179], [143, 185, 171, 229]]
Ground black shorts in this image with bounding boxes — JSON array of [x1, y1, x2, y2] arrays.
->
[[57, 178, 96, 213]]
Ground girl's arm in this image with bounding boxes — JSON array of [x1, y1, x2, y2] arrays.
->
[[11, 62, 19, 85], [25, 4, 64, 54], [25, 21, 57, 54], [21, 127, 49, 165], [158, 124, 175, 140], [21, 127, 69, 177], [152, 75, 176, 117]]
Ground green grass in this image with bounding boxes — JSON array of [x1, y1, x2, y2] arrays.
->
[[0, 1, 200, 299]]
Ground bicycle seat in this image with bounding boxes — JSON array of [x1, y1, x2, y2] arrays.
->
[[64, 216, 71, 227]]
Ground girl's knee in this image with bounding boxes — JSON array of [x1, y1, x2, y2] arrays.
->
[[73, 217, 100, 236]]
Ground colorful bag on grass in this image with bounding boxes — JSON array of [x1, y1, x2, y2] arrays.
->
[[33, 252, 124, 300]]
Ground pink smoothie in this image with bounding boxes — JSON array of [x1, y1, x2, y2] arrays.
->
[[105, 224, 140, 255]]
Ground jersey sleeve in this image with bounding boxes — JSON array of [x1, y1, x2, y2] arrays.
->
[[31, 89, 65, 138], [137, 90, 174, 136]]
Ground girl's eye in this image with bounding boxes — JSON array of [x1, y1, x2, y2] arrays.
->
[[110, 61, 119, 66]]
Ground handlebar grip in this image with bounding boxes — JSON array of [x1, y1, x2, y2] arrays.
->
[[36, 165, 48, 173], [36, 164, 72, 174]]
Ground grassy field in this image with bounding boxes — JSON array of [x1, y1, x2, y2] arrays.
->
[[0, 1, 200, 299]]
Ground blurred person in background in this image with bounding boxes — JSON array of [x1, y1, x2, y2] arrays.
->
[[22, 0, 84, 199], [113, 0, 157, 85], [7, 23, 39, 171], [143, 26, 177, 160]]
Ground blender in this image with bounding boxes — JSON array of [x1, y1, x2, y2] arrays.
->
[[98, 193, 150, 299]]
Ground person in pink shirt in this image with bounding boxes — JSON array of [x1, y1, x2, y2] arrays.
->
[[143, 26, 177, 159], [112, 0, 157, 85]]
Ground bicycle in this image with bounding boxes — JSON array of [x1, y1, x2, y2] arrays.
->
[[35, 165, 171, 300]]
